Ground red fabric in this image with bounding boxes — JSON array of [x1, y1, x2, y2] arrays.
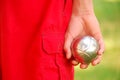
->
[[1, 0, 74, 80]]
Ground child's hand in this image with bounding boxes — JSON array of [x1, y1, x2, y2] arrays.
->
[[64, 13, 105, 69]]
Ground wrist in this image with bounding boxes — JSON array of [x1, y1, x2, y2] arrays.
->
[[72, 0, 94, 16]]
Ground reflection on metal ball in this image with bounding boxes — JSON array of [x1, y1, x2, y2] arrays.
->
[[71, 36, 99, 64]]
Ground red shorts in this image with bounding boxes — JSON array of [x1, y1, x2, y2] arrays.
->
[[1, 0, 74, 80]]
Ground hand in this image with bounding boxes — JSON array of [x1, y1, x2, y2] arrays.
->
[[64, 13, 105, 69]]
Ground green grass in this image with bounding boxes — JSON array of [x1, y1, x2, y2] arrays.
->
[[75, 65, 120, 80], [75, 0, 120, 80]]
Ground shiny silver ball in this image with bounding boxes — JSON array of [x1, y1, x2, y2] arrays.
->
[[71, 36, 99, 64]]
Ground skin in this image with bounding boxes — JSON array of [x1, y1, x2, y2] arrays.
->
[[64, 0, 105, 69]]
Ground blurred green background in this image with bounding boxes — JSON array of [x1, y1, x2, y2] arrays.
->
[[75, 0, 120, 80]]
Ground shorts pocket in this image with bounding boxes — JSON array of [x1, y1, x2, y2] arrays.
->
[[42, 33, 65, 54]]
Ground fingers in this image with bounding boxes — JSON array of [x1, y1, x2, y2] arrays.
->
[[98, 39, 105, 55], [91, 55, 102, 66], [71, 60, 79, 66], [70, 55, 102, 69], [93, 34, 105, 55], [80, 54, 102, 69], [80, 63, 88, 69], [71, 58, 88, 69], [64, 32, 74, 59]]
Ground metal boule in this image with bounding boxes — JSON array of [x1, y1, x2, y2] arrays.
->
[[71, 36, 99, 64]]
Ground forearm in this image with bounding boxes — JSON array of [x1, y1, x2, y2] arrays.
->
[[72, 0, 94, 16]]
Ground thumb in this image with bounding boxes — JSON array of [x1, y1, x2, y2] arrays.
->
[[64, 32, 74, 59]]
